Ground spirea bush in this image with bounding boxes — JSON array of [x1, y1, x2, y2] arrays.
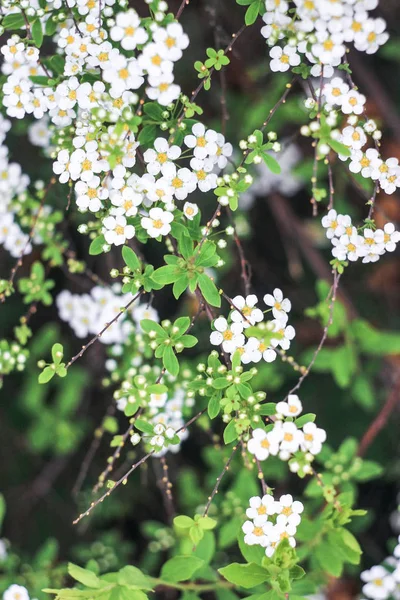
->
[[1, 0, 400, 599]]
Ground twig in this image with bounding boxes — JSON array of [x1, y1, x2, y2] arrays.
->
[[73, 408, 207, 524], [72, 404, 116, 497], [358, 371, 400, 457], [285, 269, 341, 399], [203, 444, 239, 516], [65, 291, 143, 369]]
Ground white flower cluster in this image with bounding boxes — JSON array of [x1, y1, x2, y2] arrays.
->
[[56, 286, 155, 344], [210, 289, 295, 365], [242, 493, 304, 557], [3, 585, 30, 600], [248, 394, 326, 466], [261, 0, 388, 77], [360, 535, 400, 600], [55, 123, 231, 246], [313, 76, 400, 196], [1, 4, 187, 125], [128, 388, 190, 457], [0, 113, 32, 257], [322, 209, 400, 264]]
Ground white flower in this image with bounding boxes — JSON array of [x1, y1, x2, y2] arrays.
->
[[350, 148, 381, 178], [275, 394, 302, 419], [184, 123, 218, 160], [361, 566, 396, 600], [270, 319, 295, 351], [3, 585, 30, 600], [138, 43, 173, 76], [210, 317, 244, 354], [103, 215, 135, 246], [301, 422, 326, 455], [354, 18, 389, 54], [152, 23, 189, 62], [362, 228, 385, 258], [162, 164, 197, 201], [247, 428, 281, 461], [246, 338, 277, 364], [263, 288, 291, 321], [147, 72, 180, 106], [242, 520, 270, 547], [190, 158, 218, 192], [341, 90, 366, 115], [276, 494, 304, 528], [332, 233, 367, 262], [375, 223, 400, 252], [110, 9, 148, 50], [179, 202, 198, 223], [110, 187, 143, 217], [141, 207, 174, 238], [277, 422, 303, 454], [230, 294, 263, 328], [143, 138, 181, 175], [321, 209, 351, 239], [246, 495, 279, 524], [311, 30, 345, 66], [75, 177, 108, 213], [269, 45, 300, 72], [322, 77, 350, 106], [341, 126, 367, 151]]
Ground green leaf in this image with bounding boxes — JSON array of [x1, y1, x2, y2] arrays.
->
[[238, 533, 265, 565], [195, 241, 217, 267], [51, 343, 63, 365], [31, 19, 44, 47], [197, 516, 217, 530], [208, 394, 221, 419], [152, 265, 179, 285], [140, 319, 166, 337], [314, 542, 343, 577], [89, 235, 106, 256], [122, 246, 141, 271], [143, 103, 165, 121], [173, 316, 190, 337], [294, 413, 316, 428], [68, 563, 101, 588], [38, 366, 55, 384], [160, 556, 204, 583], [163, 345, 179, 377], [261, 152, 281, 174], [174, 515, 194, 529], [173, 275, 189, 299], [3, 12, 25, 30], [258, 403, 277, 416], [197, 274, 221, 308], [134, 419, 154, 434], [223, 420, 238, 445], [352, 460, 383, 481], [351, 319, 400, 356], [245, 1, 262, 25], [117, 566, 153, 590], [138, 125, 157, 147], [328, 139, 351, 157], [180, 335, 198, 348], [218, 562, 269, 589]]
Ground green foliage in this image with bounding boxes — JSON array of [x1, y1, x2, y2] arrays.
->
[[18, 262, 55, 306], [140, 317, 197, 376]]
